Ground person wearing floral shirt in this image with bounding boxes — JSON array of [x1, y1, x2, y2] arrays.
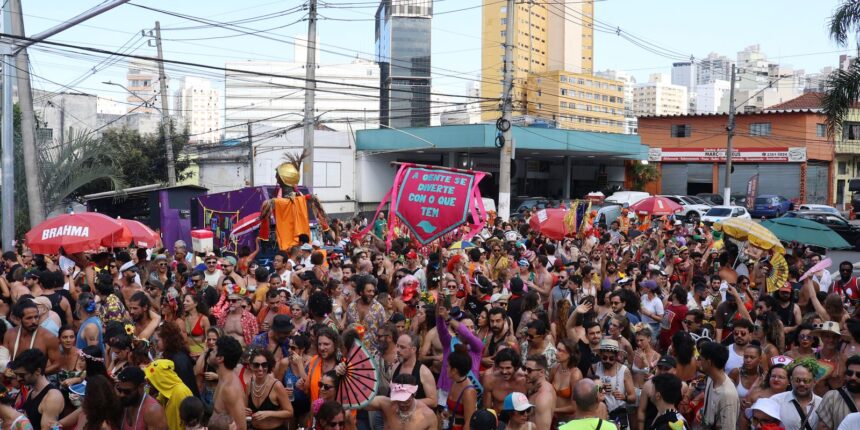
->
[[211, 286, 259, 347], [345, 275, 388, 357]]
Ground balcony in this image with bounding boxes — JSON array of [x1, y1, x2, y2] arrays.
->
[[836, 139, 860, 154]]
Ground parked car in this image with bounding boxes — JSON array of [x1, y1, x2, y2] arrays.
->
[[605, 191, 650, 207], [511, 197, 549, 219], [751, 194, 792, 218], [661, 195, 714, 224], [701, 205, 752, 225], [796, 204, 840, 216], [731, 194, 749, 208], [592, 203, 623, 229], [783, 210, 860, 249], [696, 193, 725, 206]]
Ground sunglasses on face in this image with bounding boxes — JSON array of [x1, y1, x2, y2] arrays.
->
[[318, 382, 334, 390], [526, 333, 541, 340], [799, 334, 813, 340], [326, 421, 346, 428], [523, 366, 541, 373], [792, 377, 812, 385], [601, 354, 616, 360], [515, 407, 534, 415], [228, 299, 240, 303], [206, 261, 216, 265], [845, 370, 860, 377], [250, 361, 268, 369]]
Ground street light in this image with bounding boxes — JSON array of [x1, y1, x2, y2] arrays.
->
[[102, 81, 159, 112]]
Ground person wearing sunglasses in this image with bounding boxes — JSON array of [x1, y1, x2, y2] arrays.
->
[[593, 339, 634, 429], [203, 255, 224, 289], [115, 366, 168, 430], [244, 349, 293, 430], [814, 354, 860, 430], [770, 362, 821, 430], [500, 392, 536, 430]]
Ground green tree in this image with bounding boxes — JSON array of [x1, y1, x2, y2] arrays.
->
[[823, 1, 860, 133], [99, 121, 191, 187], [631, 163, 660, 191]]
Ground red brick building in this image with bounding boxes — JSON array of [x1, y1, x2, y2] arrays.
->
[[637, 93, 834, 204]]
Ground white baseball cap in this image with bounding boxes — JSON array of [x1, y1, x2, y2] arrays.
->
[[745, 398, 780, 421], [502, 392, 534, 412]]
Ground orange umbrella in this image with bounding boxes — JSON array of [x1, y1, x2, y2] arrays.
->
[[116, 219, 160, 248]]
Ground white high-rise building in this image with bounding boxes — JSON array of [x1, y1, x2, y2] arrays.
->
[[695, 80, 731, 114], [697, 52, 733, 85], [671, 62, 697, 92], [224, 42, 380, 140], [633, 73, 688, 117], [126, 59, 161, 114], [175, 77, 222, 144]]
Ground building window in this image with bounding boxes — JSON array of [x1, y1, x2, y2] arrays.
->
[[500, 31, 506, 38], [560, 76, 567, 83], [313, 161, 341, 188], [749, 122, 771, 136], [817, 123, 826, 137], [839, 161, 849, 175], [671, 124, 691, 137], [561, 89, 567, 96], [560, 102, 567, 108], [501, 18, 507, 25], [843, 122, 860, 140]]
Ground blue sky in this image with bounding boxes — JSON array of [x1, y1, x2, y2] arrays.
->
[[21, 0, 851, 102]]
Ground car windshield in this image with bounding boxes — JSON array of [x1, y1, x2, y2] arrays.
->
[[706, 208, 732, 216], [688, 196, 709, 205], [783, 212, 797, 218], [755, 197, 771, 204]]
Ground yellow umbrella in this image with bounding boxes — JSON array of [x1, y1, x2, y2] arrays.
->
[[714, 218, 785, 254]]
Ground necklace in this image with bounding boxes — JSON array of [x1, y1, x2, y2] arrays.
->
[[251, 376, 268, 399], [396, 401, 416, 423]]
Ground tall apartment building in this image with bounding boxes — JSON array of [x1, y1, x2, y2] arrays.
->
[[375, 0, 432, 128], [224, 45, 379, 140], [595, 69, 637, 134], [671, 62, 697, 92], [174, 77, 221, 144], [481, 0, 594, 121], [526, 71, 624, 133], [697, 52, 733, 85], [126, 59, 161, 114], [633, 74, 688, 116], [695, 80, 731, 114]]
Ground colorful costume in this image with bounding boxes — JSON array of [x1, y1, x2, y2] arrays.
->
[[146, 359, 194, 430]]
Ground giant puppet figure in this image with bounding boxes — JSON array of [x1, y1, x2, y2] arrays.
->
[[259, 150, 330, 250]]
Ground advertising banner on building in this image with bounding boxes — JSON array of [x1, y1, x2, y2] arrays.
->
[[649, 147, 807, 163], [356, 163, 489, 249]]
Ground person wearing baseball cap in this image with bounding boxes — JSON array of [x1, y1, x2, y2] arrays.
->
[[595, 338, 634, 426], [501, 392, 534, 428], [637, 355, 684, 430], [364, 374, 437, 430]]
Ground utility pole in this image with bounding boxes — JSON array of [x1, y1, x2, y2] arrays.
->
[[497, 0, 516, 220], [723, 64, 737, 205], [11, 0, 44, 226], [1, 1, 14, 251], [154, 21, 176, 186], [302, 0, 317, 189], [248, 122, 254, 186]]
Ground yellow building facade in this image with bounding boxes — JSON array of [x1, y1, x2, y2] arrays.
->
[[481, 1, 596, 126], [526, 71, 624, 133]]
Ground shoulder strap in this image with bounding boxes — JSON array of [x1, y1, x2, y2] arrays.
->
[[838, 388, 859, 413], [790, 399, 813, 430], [595, 419, 603, 430]]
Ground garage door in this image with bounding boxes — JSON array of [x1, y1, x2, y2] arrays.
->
[[661, 164, 688, 195], [806, 162, 829, 204], [717, 164, 801, 200], [717, 164, 759, 195], [687, 164, 712, 184]]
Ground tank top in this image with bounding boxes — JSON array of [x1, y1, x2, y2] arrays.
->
[[76, 316, 104, 356], [121, 394, 160, 430], [736, 377, 753, 398], [594, 363, 629, 412], [392, 361, 426, 400], [773, 301, 796, 327], [725, 345, 744, 374], [23, 384, 59, 429]]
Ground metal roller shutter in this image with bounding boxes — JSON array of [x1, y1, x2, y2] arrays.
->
[[687, 164, 713, 184], [805, 162, 829, 204], [758, 164, 801, 201], [718, 164, 759, 194], [661, 164, 688, 195]]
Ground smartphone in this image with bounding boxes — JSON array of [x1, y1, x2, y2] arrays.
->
[[443, 291, 452, 309]]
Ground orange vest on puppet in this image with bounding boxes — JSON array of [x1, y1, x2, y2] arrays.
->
[[619, 208, 630, 234], [260, 149, 330, 250]]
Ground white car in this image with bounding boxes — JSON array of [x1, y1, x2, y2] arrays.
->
[[796, 204, 840, 216], [701, 205, 752, 224], [661, 195, 714, 224], [605, 191, 650, 207]]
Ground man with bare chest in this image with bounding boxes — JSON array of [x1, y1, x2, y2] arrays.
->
[[366, 375, 437, 430], [481, 348, 527, 411], [209, 336, 247, 430], [4, 299, 61, 373], [222, 293, 248, 346]]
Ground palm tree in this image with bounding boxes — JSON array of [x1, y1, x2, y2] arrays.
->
[[38, 129, 127, 218], [823, 1, 860, 135]]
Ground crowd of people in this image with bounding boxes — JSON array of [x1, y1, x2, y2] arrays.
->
[[0, 209, 859, 430]]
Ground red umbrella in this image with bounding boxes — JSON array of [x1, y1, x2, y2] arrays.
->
[[629, 196, 683, 216], [528, 208, 570, 240], [230, 212, 262, 238], [25, 212, 128, 254], [116, 219, 160, 249]]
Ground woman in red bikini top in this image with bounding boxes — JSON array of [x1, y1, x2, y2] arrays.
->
[[183, 293, 210, 358], [444, 350, 477, 430]]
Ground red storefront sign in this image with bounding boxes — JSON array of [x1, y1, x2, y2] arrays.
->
[[648, 147, 807, 163]]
